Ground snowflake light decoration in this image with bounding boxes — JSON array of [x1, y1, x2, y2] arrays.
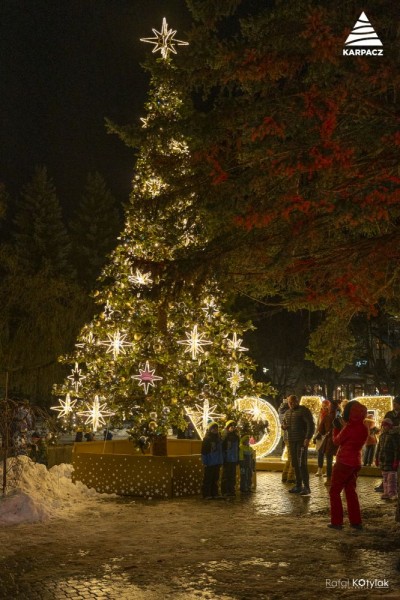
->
[[227, 332, 248, 353], [67, 362, 87, 393], [99, 330, 134, 360], [132, 361, 163, 394], [227, 364, 244, 395], [77, 395, 115, 432], [178, 324, 212, 360], [128, 269, 153, 287], [51, 393, 77, 419], [140, 17, 188, 59], [185, 399, 225, 439]]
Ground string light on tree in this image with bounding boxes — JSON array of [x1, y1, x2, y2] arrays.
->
[[51, 393, 77, 419], [140, 17, 189, 59], [178, 324, 212, 360], [67, 362, 87, 393], [132, 361, 163, 394], [77, 395, 115, 432], [227, 332, 248, 353], [227, 364, 244, 395], [99, 330, 134, 360]]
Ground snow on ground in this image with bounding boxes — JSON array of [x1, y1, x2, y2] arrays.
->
[[0, 456, 115, 525]]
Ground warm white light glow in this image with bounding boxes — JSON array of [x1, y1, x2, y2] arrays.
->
[[178, 324, 212, 360], [227, 364, 244, 395], [99, 330, 133, 360], [235, 397, 281, 458], [67, 362, 87, 393], [185, 399, 225, 439], [140, 17, 189, 59], [227, 332, 248, 353], [77, 395, 115, 432], [128, 269, 153, 286], [51, 393, 77, 419]]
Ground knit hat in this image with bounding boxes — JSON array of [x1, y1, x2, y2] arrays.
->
[[207, 421, 219, 431], [240, 434, 250, 444], [225, 420, 236, 429], [382, 418, 393, 427]]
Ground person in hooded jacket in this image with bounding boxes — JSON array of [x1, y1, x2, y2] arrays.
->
[[201, 422, 223, 499], [328, 400, 368, 530]]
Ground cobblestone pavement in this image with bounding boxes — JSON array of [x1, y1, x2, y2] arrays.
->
[[0, 472, 399, 600]]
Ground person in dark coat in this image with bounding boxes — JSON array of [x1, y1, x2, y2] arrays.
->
[[201, 422, 223, 499], [328, 400, 368, 530], [282, 395, 315, 496], [375, 418, 399, 500], [315, 402, 340, 486], [221, 420, 240, 496]]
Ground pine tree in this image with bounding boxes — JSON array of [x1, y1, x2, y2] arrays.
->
[[14, 166, 74, 278], [69, 172, 122, 289], [54, 19, 274, 443]]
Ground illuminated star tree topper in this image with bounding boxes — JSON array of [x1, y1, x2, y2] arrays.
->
[[140, 17, 188, 59]]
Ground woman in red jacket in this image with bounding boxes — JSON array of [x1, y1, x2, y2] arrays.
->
[[328, 400, 368, 530]]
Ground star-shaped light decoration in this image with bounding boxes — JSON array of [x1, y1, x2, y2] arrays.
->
[[239, 397, 268, 422], [128, 268, 153, 287], [227, 332, 248, 353], [140, 17, 188, 60], [75, 331, 95, 349], [51, 393, 77, 419], [67, 362, 87, 393], [99, 330, 134, 360], [103, 301, 114, 321], [185, 399, 225, 439], [227, 364, 244, 395], [201, 298, 219, 322], [132, 361, 163, 394], [77, 395, 115, 432], [178, 324, 212, 360]]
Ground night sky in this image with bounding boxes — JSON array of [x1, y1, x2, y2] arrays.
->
[[1, 0, 192, 209]]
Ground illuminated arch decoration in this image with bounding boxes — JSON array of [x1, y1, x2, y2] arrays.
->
[[235, 396, 281, 458], [300, 396, 325, 450], [352, 395, 393, 427]]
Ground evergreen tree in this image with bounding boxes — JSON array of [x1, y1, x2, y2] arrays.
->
[[55, 19, 274, 442], [14, 166, 74, 278], [69, 172, 122, 289], [0, 169, 87, 402]]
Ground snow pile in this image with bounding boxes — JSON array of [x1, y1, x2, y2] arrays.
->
[[0, 456, 115, 525]]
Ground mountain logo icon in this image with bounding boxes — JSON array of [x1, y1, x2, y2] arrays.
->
[[343, 12, 383, 56]]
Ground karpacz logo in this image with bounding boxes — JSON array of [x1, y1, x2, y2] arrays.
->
[[343, 12, 383, 56]]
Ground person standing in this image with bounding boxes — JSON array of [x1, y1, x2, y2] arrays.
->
[[363, 413, 378, 466], [328, 400, 368, 530], [279, 398, 295, 483], [282, 395, 315, 496], [201, 422, 223, 499], [314, 399, 331, 477], [315, 401, 338, 486], [221, 420, 240, 496], [239, 434, 256, 493], [375, 418, 399, 500]]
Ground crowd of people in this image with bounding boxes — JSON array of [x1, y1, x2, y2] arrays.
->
[[277, 394, 400, 529]]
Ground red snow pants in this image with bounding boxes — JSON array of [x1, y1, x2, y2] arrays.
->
[[329, 461, 362, 526]]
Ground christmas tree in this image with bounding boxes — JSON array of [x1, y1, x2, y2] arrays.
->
[[53, 19, 274, 446]]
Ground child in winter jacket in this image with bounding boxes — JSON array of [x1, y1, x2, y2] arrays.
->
[[201, 422, 223, 499], [375, 418, 399, 500], [221, 420, 240, 496], [363, 415, 378, 466], [239, 435, 256, 493]]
